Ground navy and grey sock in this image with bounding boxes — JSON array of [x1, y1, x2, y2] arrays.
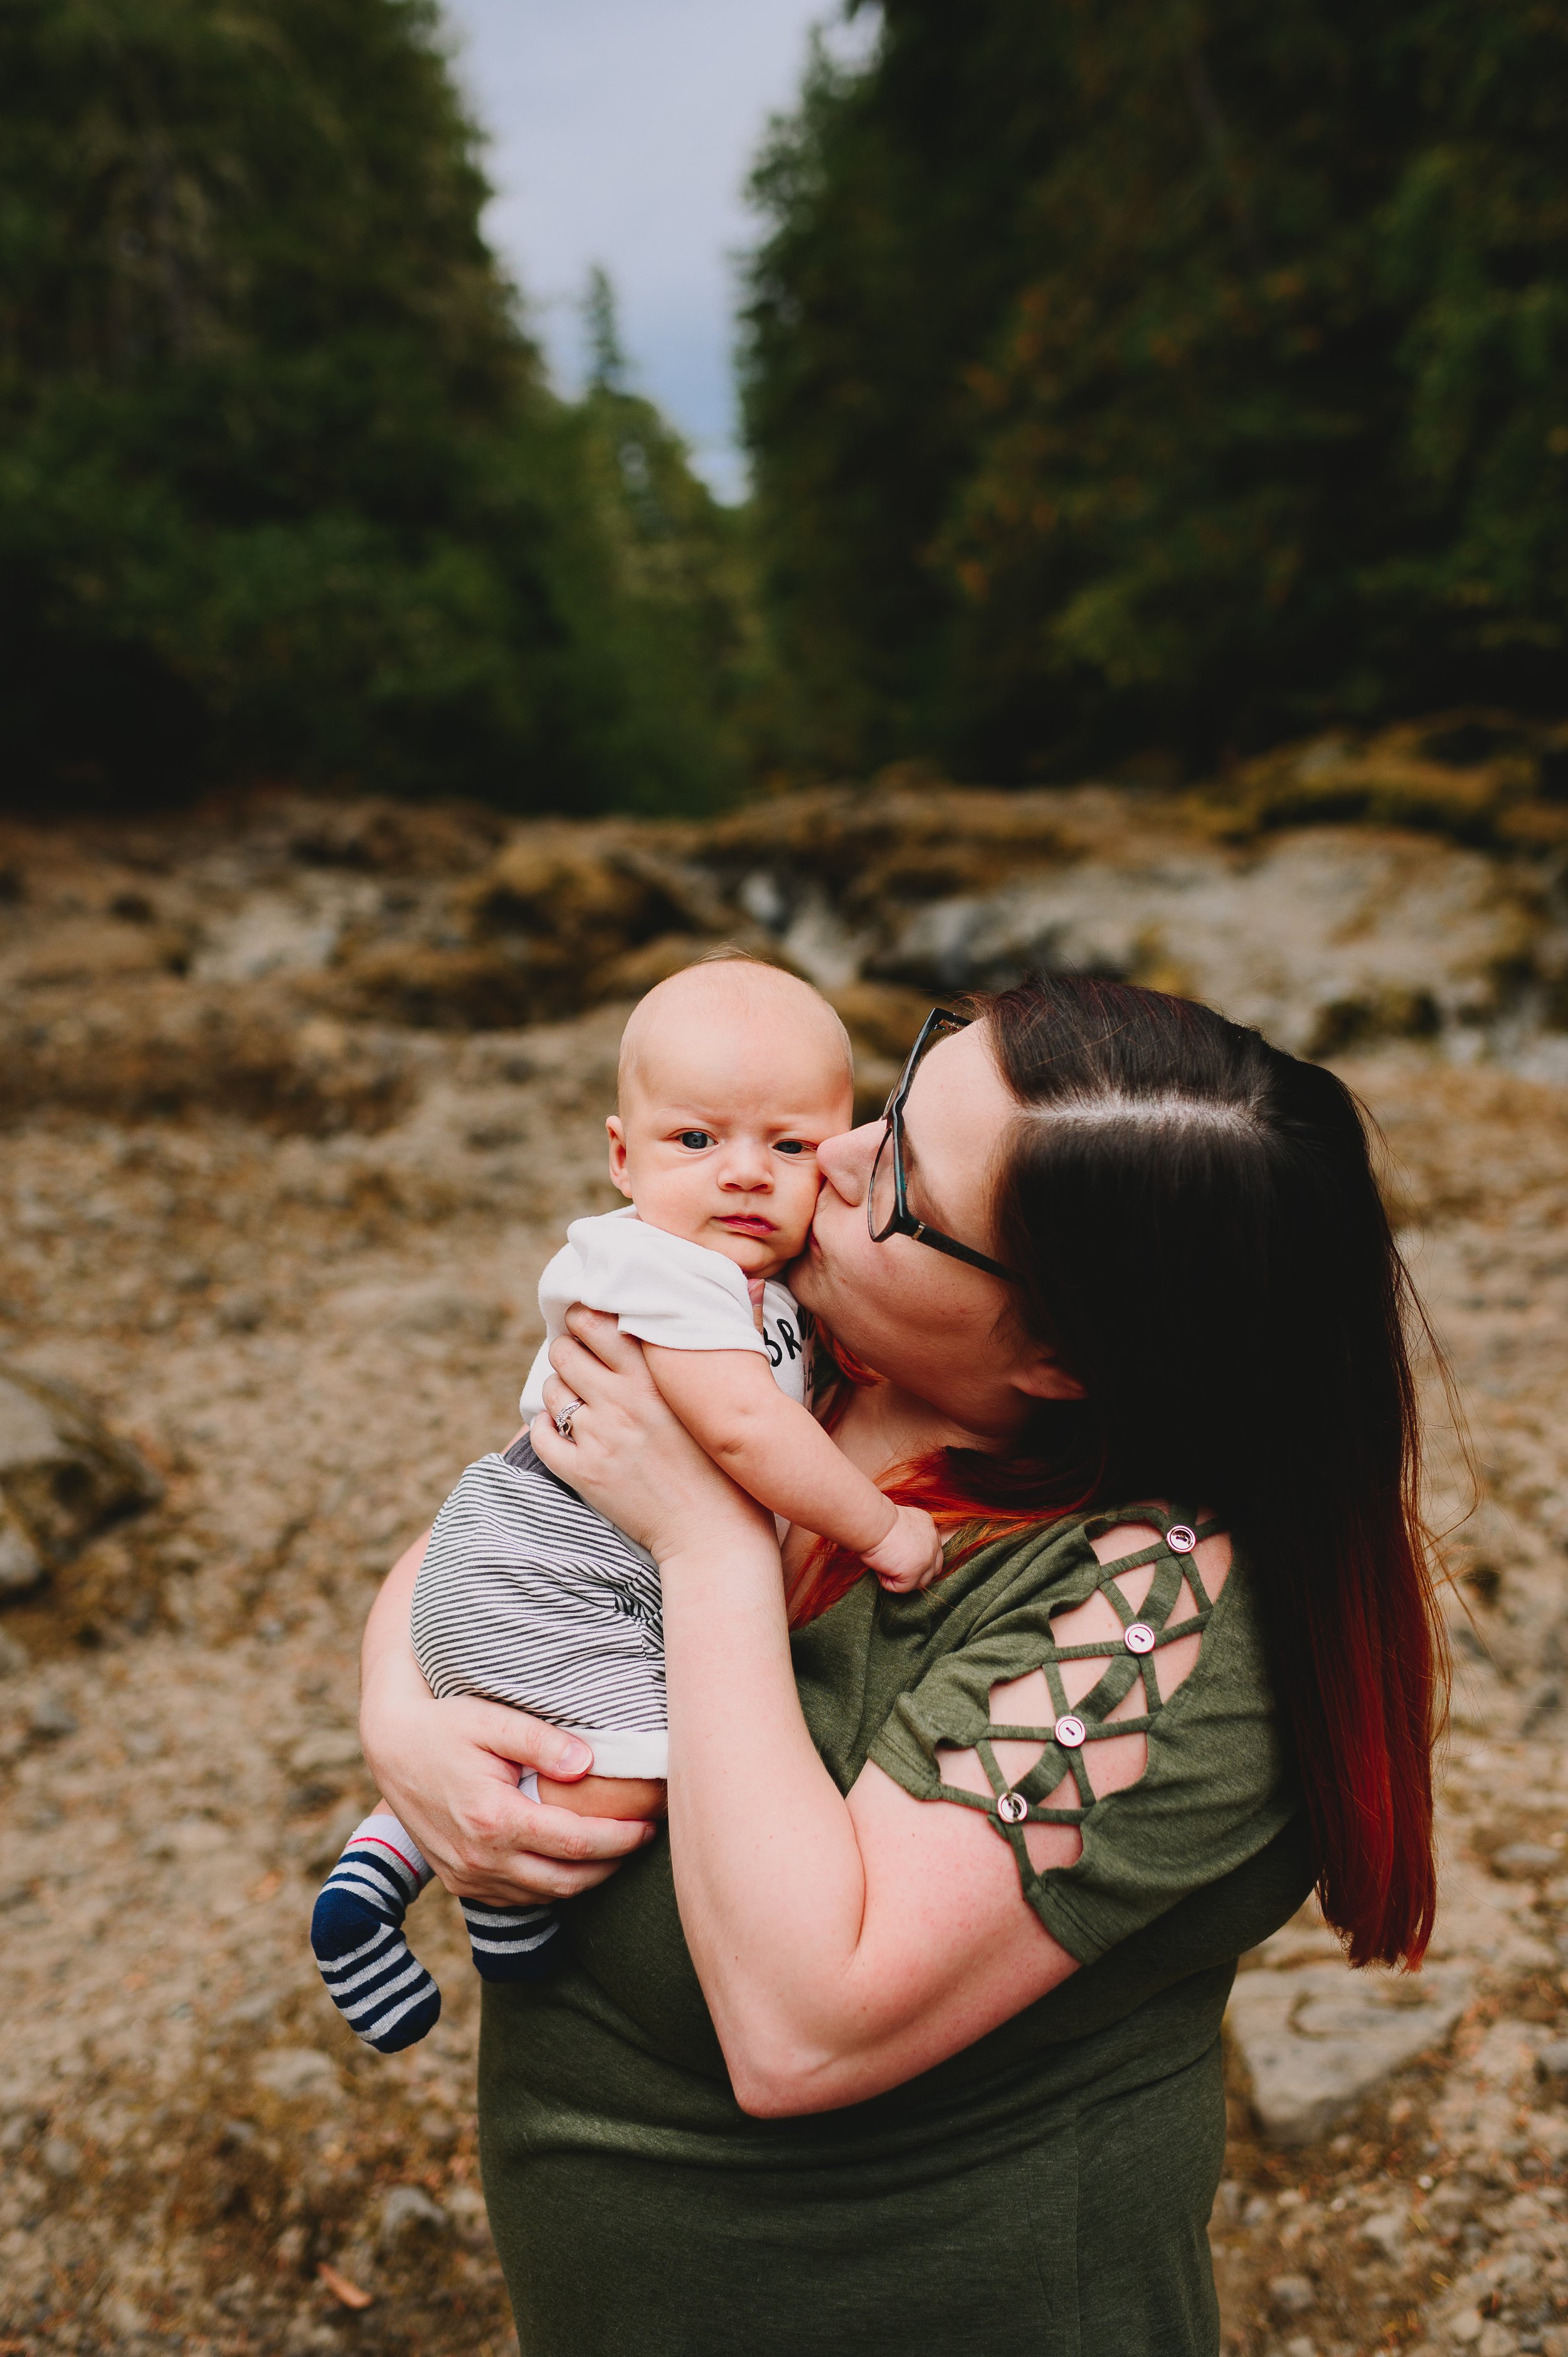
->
[[453, 1766, 565, 1983], [310, 1814, 442, 2053], [458, 1894, 564, 1983]]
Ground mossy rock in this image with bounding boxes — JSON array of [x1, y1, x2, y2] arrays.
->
[[0, 1366, 163, 1597]]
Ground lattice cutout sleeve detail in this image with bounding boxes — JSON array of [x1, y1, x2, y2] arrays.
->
[[928, 1508, 1225, 1878]]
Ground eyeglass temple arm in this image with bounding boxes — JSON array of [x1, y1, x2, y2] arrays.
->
[[904, 1216, 1017, 1284]]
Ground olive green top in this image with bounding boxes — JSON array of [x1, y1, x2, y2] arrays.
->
[[477, 1508, 1312, 2357]]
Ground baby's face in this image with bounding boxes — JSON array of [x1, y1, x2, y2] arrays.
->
[[608, 1013, 854, 1279]]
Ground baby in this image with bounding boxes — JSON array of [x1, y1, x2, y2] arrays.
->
[[310, 957, 941, 2051]]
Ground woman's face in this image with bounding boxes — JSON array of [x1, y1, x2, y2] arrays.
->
[[794, 1019, 1075, 1440]]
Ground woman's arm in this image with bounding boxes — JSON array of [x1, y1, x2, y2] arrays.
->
[[657, 1517, 1081, 2114], [359, 1530, 656, 1905], [531, 1314, 1086, 2116]]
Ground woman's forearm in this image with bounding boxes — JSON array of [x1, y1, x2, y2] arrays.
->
[[359, 1530, 432, 1738], [665, 1553, 1072, 2115], [661, 1535, 882, 2107]]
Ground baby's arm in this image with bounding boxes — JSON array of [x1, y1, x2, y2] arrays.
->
[[641, 1344, 942, 1591]]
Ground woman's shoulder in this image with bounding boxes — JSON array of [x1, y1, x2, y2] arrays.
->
[[859, 1500, 1281, 1829], [862, 1504, 1295, 1967], [911, 1503, 1260, 1663]]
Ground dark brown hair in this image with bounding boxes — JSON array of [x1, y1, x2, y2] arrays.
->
[[806, 973, 1446, 1969]]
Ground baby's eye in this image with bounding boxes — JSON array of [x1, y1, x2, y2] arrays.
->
[[676, 1129, 715, 1151], [774, 1139, 812, 1157]]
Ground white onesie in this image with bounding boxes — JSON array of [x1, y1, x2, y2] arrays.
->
[[409, 1210, 811, 1780], [519, 1205, 810, 1418]]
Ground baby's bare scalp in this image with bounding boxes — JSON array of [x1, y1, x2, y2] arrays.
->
[[617, 956, 854, 1110]]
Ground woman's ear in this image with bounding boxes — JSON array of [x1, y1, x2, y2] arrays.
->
[[1012, 1346, 1088, 1404]]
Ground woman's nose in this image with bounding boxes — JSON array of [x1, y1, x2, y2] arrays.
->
[[817, 1121, 881, 1206]]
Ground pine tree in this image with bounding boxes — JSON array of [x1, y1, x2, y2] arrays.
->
[[0, 0, 747, 809], [741, 0, 1568, 779], [570, 272, 762, 804]]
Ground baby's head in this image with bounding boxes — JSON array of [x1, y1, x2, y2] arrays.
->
[[608, 957, 855, 1279]]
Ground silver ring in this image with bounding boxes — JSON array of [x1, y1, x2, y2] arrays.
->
[[553, 1393, 583, 1440]]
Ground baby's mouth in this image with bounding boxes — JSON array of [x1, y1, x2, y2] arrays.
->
[[718, 1214, 775, 1237]]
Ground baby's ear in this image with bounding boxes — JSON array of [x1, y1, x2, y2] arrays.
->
[[605, 1114, 633, 1196]]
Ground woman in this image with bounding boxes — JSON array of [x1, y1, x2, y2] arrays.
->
[[360, 976, 1445, 2356]]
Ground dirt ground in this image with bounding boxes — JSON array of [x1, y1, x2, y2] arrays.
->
[[2, 785, 1567, 2357]]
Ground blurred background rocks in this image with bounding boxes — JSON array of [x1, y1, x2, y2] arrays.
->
[[8, 711, 1568, 1141]]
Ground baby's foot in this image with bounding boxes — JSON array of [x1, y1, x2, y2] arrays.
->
[[310, 1814, 442, 2053], [460, 1897, 565, 1984], [862, 1504, 945, 1592]]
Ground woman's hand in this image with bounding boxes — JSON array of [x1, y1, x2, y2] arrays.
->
[[360, 1530, 656, 1905], [531, 1307, 775, 1566]]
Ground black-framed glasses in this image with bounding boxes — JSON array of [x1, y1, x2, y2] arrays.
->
[[867, 1009, 1019, 1284]]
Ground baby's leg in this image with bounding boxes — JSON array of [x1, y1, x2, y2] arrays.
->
[[456, 1774, 662, 1986], [534, 1772, 667, 1819], [310, 1806, 442, 2053]]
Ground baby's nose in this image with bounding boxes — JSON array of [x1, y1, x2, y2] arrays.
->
[[720, 1143, 771, 1185]]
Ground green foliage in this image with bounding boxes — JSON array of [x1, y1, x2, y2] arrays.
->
[[584, 263, 630, 392], [742, 1, 1568, 779], [567, 371, 764, 813], [0, 0, 748, 811]]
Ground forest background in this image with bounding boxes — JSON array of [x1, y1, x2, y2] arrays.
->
[[3, 0, 1565, 817]]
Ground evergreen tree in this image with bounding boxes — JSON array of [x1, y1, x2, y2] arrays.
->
[[741, 1, 1568, 779], [0, 0, 746, 809], [585, 264, 630, 392], [571, 272, 762, 803]]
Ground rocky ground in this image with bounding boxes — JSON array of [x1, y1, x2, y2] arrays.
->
[[3, 733, 1568, 2356]]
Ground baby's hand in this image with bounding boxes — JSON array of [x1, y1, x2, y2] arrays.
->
[[862, 1504, 945, 1593]]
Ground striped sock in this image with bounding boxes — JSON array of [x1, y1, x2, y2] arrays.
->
[[454, 1767, 564, 1985], [460, 1895, 564, 1984], [310, 1814, 442, 2053]]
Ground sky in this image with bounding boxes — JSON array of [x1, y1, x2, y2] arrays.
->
[[439, 0, 879, 502]]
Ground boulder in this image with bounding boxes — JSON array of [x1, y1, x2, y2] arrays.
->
[[322, 942, 539, 1031], [1197, 712, 1568, 848], [189, 892, 346, 986], [0, 1366, 162, 1597], [461, 825, 726, 1017], [871, 829, 1535, 1058], [1226, 1959, 1475, 2145]]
